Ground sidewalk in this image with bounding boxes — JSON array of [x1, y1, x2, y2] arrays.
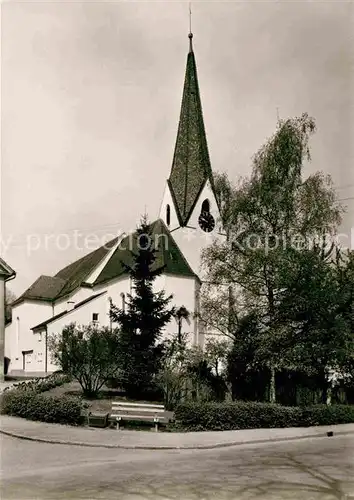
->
[[1, 415, 354, 450]]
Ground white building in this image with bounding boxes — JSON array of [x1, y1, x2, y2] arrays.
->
[[1, 258, 16, 381], [5, 32, 226, 376]]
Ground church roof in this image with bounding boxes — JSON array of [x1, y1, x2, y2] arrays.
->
[[94, 218, 197, 285], [13, 238, 119, 305], [14, 276, 67, 303], [168, 33, 215, 226], [15, 219, 197, 306], [54, 237, 119, 297]]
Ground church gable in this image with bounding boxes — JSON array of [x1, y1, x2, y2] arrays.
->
[[94, 219, 197, 286], [159, 182, 181, 231], [187, 178, 223, 234]]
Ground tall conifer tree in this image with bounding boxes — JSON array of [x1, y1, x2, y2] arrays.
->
[[110, 216, 174, 397]]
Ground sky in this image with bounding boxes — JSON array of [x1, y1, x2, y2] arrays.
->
[[1, 0, 353, 296]]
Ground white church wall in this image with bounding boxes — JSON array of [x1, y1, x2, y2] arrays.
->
[[162, 274, 199, 344], [48, 294, 110, 338], [6, 270, 202, 375], [53, 286, 94, 316], [46, 292, 110, 372], [94, 275, 131, 310]]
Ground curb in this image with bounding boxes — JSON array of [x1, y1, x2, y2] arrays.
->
[[1, 428, 354, 450]]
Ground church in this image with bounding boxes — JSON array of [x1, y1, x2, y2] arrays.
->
[[5, 32, 226, 376]]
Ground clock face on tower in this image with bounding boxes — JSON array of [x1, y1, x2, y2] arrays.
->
[[198, 211, 215, 232]]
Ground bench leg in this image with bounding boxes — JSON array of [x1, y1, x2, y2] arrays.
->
[[116, 418, 120, 430], [154, 421, 158, 432]]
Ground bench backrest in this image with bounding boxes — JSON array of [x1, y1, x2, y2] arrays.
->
[[111, 401, 165, 416]]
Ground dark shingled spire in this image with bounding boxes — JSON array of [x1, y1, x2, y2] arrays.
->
[[168, 32, 214, 227]]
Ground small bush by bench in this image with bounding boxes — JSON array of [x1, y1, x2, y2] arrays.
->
[[1, 390, 82, 425], [174, 402, 354, 431]]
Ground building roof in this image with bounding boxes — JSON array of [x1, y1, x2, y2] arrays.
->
[[31, 292, 106, 331], [13, 238, 119, 306], [94, 218, 197, 285], [16, 219, 197, 307], [13, 276, 67, 305], [168, 33, 216, 227], [54, 237, 119, 297], [0, 258, 15, 280]]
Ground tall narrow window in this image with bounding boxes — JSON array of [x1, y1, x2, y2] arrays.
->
[[201, 199, 210, 213], [166, 204, 171, 226], [121, 292, 126, 312]]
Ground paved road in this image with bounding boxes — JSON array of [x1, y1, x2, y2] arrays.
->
[[1, 434, 353, 500]]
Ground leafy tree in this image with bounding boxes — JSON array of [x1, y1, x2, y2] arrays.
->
[[185, 345, 228, 402], [157, 334, 230, 408], [202, 113, 343, 402], [275, 248, 354, 402], [49, 323, 121, 398], [204, 337, 230, 376], [109, 216, 174, 398], [227, 312, 269, 401], [200, 283, 241, 339], [156, 332, 189, 410]]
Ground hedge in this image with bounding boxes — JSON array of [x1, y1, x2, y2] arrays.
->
[[174, 402, 354, 431], [1, 372, 80, 425], [1, 391, 82, 425]]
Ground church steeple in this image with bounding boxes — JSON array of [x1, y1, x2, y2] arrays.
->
[[168, 32, 214, 227]]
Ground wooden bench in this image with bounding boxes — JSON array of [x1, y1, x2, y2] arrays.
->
[[111, 401, 165, 432]]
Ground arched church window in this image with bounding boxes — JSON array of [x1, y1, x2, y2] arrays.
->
[[120, 292, 126, 312], [201, 199, 210, 214], [166, 204, 171, 226]]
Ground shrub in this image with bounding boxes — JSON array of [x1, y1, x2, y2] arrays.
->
[[1, 390, 82, 425], [49, 323, 121, 398], [174, 402, 354, 431], [4, 373, 71, 395]]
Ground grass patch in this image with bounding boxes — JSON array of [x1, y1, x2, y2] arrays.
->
[[42, 381, 165, 413]]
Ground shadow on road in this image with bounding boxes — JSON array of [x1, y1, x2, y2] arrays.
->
[[2, 436, 353, 499]]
